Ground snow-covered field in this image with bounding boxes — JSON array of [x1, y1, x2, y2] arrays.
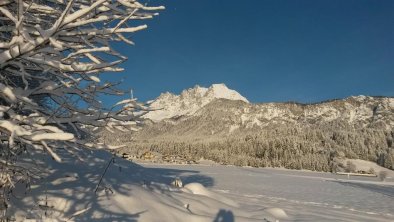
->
[[8, 149, 394, 222], [142, 163, 394, 221]]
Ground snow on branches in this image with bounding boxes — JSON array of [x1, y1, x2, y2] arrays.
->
[[0, 0, 163, 191]]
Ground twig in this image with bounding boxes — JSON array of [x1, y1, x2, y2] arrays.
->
[[94, 155, 114, 193]]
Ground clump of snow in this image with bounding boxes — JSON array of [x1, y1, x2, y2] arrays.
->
[[183, 183, 239, 207], [30, 132, 74, 141], [264, 207, 289, 221], [145, 83, 249, 122], [0, 83, 17, 101], [184, 182, 210, 195]]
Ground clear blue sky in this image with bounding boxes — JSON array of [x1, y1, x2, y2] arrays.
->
[[106, 0, 393, 104]]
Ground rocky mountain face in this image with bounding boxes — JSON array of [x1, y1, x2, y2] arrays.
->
[[137, 84, 394, 141], [144, 83, 249, 122], [103, 84, 394, 171]]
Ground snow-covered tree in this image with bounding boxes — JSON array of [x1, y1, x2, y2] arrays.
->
[[0, 0, 163, 198]]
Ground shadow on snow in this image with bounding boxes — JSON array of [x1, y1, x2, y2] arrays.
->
[[7, 149, 214, 221]]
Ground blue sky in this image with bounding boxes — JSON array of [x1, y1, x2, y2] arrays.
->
[[106, 0, 393, 104]]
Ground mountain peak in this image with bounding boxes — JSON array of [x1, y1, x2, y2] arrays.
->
[[206, 83, 249, 103], [144, 83, 249, 122]]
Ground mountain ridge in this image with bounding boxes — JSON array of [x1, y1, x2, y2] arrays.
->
[[144, 84, 394, 126], [136, 96, 394, 141], [140, 84, 394, 139]]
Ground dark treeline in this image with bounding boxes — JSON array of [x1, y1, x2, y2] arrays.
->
[[114, 125, 394, 172]]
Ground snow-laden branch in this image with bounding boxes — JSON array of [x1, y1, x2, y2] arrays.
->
[[0, 0, 163, 191]]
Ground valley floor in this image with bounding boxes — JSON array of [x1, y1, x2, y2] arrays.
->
[[9, 150, 394, 222], [140, 163, 394, 221]]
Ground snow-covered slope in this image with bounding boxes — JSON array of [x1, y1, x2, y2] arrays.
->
[[136, 96, 394, 140], [143, 84, 394, 133], [144, 84, 249, 122]]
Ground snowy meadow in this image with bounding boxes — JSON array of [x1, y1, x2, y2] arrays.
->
[[7, 148, 394, 221]]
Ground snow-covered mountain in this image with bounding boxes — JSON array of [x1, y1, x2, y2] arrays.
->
[[144, 84, 249, 122], [103, 87, 394, 172], [144, 84, 394, 130], [138, 90, 394, 140]]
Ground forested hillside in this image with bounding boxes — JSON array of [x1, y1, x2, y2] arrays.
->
[[101, 93, 394, 172]]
